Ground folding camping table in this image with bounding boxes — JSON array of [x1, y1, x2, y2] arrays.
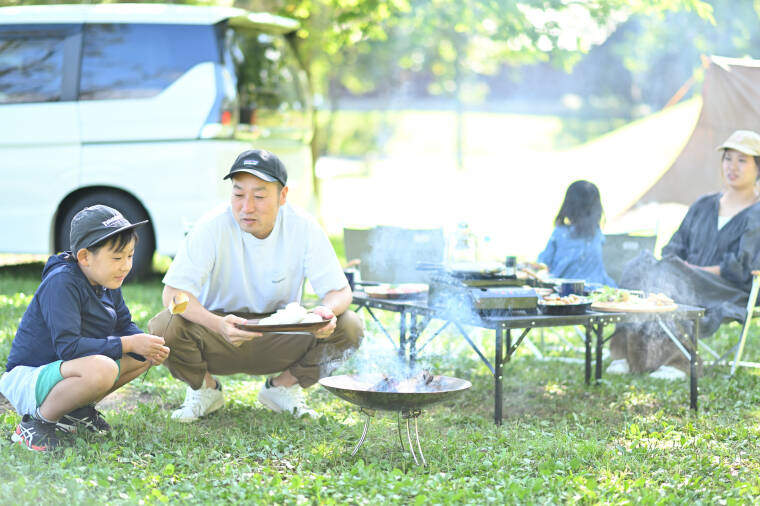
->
[[352, 292, 704, 424]]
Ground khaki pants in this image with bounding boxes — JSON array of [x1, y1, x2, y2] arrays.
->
[[148, 310, 363, 390]]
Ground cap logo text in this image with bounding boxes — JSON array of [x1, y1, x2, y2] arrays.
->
[[243, 160, 260, 166], [102, 215, 125, 227]]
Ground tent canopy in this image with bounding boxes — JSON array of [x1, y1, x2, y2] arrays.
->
[[637, 56, 760, 206]]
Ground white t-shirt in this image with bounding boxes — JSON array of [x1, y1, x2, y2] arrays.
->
[[163, 202, 347, 313]]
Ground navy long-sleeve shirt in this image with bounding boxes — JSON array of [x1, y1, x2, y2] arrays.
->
[[5, 253, 144, 372]]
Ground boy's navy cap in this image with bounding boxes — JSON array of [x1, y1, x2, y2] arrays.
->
[[70, 205, 148, 253], [223, 149, 288, 186]]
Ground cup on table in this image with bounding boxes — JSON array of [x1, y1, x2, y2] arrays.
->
[[344, 270, 356, 291], [559, 280, 585, 297], [504, 256, 517, 277]]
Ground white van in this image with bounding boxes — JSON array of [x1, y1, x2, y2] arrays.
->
[[0, 4, 313, 278]]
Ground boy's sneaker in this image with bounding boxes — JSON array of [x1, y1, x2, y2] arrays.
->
[[11, 415, 62, 452], [57, 405, 111, 434], [258, 381, 318, 419], [171, 379, 224, 422]]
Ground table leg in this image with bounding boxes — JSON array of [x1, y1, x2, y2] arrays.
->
[[691, 316, 700, 411], [584, 324, 592, 385], [595, 322, 604, 382], [495, 325, 504, 425], [409, 311, 419, 366], [399, 308, 408, 362]]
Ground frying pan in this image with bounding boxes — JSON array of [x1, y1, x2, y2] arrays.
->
[[537, 299, 592, 315], [416, 261, 506, 279]]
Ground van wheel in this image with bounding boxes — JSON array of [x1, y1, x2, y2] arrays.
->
[[57, 191, 155, 281]]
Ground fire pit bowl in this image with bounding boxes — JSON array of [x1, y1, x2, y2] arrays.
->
[[319, 373, 471, 466], [319, 374, 471, 411]]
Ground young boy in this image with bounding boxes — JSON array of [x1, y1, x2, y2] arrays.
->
[[0, 205, 170, 451]]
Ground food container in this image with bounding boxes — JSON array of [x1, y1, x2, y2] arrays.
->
[[538, 293, 592, 315], [538, 298, 592, 315], [559, 280, 585, 297], [344, 270, 356, 291]]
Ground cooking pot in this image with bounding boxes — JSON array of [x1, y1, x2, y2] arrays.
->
[[416, 261, 507, 279]]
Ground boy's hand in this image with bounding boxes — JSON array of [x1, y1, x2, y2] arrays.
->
[[218, 314, 262, 347], [146, 345, 170, 365], [122, 333, 169, 360]]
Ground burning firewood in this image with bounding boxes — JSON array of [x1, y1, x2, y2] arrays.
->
[[369, 370, 438, 393]]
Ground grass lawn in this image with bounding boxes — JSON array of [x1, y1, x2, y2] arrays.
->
[[2, 262, 760, 504]]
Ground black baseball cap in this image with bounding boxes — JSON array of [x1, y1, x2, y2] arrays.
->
[[70, 205, 148, 253], [223, 149, 288, 186]]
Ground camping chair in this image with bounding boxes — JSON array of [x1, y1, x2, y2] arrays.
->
[[344, 226, 445, 352], [343, 226, 445, 283], [526, 233, 658, 361], [602, 233, 658, 285], [731, 271, 760, 374], [343, 227, 373, 280], [698, 270, 760, 375]]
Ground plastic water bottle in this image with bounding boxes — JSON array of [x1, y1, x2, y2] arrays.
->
[[446, 222, 478, 264]]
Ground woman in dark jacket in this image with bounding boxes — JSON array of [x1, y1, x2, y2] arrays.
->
[[610, 130, 760, 378]]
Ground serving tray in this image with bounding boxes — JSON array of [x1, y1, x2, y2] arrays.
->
[[234, 318, 331, 332], [590, 301, 678, 313]]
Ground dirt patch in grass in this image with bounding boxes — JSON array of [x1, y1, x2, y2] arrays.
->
[[0, 388, 165, 416], [0, 394, 11, 415], [98, 388, 166, 412]]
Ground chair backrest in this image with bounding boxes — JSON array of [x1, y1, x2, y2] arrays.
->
[[343, 227, 372, 276], [602, 233, 657, 284], [343, 226, 445, 283]]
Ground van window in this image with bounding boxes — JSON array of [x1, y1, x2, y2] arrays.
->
[[80, 24, 218, 100], [227, 29, 309, 132], [0, 36, 65, 104]]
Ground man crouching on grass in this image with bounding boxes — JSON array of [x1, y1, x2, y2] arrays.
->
[[0, 205, 169, 451]]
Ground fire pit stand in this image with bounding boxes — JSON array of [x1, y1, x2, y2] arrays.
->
[[319, 374, 471, 466], [351, 408, 427, 466]]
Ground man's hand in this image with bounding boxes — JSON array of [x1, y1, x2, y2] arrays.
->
[[310, 306, 336, 339], [122, 333, 170, 362], [218, 314, 262, 347]]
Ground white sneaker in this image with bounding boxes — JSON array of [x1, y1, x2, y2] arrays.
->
[[606, 359, 630, 375], [258, 382, 318, 419], [649, 365, 687, 381], [171, 379, 224, 422]]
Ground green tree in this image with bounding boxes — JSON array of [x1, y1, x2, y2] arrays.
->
[[381, 0, 715, 169], [8, 0, 717, 186], [245, 0, 714, 181], [606, 0, 760, 109]]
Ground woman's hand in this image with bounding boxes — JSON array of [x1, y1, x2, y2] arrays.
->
[[685, 262, 721, 276]]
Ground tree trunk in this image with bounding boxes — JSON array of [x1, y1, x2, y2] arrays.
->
[[454, 38, 464, 171]]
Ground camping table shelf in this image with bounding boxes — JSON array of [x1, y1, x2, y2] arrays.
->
[[351, 292, 430, 360], [352, 292, 705, 424]]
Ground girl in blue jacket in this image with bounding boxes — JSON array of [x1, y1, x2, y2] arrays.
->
[[538, 180, 616, 287]]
